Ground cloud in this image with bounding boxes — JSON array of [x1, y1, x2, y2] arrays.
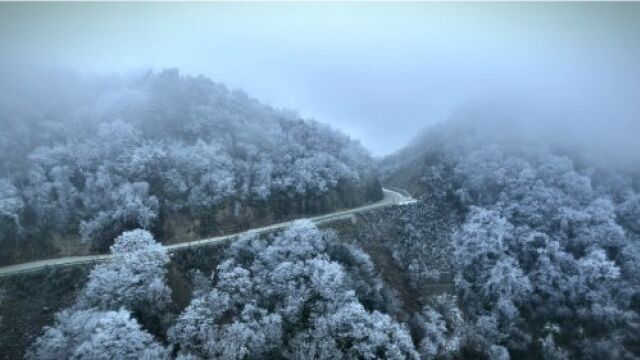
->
[[0, 2, 639, 157]]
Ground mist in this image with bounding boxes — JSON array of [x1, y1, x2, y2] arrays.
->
[[1, 2, 639, 159], [3, 4, 640, 359]]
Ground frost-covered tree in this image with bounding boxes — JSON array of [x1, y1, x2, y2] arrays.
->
[[0, 179, 23, 244], [417, 295, 464, 360], [75, 229, 171, 318], [616, 193, 640, 234], [0, 68, 376, 262], [0, 288, 4, 327], [452, 209, 533, 356], [22, 163, 80, 233], [170, 221, 416, 359], [80, 181, 159, 251], [539, 335, 569, 360], [26, 308, 168, 360], [382, 118, 640, 359], [317, 301, 419, 359]]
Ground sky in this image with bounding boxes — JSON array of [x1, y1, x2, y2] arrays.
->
[[1, 2, 639, 156]]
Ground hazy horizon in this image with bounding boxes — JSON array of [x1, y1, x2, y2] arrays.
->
[[1, 2, 640, 156]]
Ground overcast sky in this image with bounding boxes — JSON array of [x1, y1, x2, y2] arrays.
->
[[1, 2, 639, 156]]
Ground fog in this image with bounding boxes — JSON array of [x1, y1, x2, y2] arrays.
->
[[3, 4, 640, 359], [1, 2, 639, 158]]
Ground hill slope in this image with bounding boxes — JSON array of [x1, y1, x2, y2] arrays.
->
[[0, 68, 381, 265], [379, 115, 640, 359]]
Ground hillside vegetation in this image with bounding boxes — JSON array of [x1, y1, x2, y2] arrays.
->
[[0, 69, 380, 265], [3, 114, 639, 360], [381, 116, 640, 359], [2, 73, 639, 359]]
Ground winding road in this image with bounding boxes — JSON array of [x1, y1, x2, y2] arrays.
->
[[0, 188, 416, 278]]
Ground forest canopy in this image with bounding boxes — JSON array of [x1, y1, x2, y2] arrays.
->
[[379, 115, 640, 359], [0, 68, 376, 260]]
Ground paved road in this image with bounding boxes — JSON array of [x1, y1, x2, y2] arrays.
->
[[0, 188, 416, 277]]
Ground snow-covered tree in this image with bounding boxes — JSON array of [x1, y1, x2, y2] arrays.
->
[[320, 301, 418, 359], [80, 182, 159, 250], [75, 229, 171, 318], [0, 179, 23, 243], [1, 68, 376, 261], [26, 308, 168, 360], [170, 221, 416, 359], [0, 288, 4, 327], [415, 295, 464, 360], [617, 193, 640, 234]]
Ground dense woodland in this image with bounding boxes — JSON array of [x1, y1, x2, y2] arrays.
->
[[1, 71, 639, 359], [382, 117, 640, 359], [26, 223, 420, 360], [0, 69, 377, 264]]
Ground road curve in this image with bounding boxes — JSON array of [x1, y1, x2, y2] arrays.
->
[[0, 188, 416, 278]]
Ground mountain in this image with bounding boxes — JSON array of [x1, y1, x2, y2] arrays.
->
[[376, 115, 640, 359], [0, 68, 381, 265], [2, 79, 639, 359]]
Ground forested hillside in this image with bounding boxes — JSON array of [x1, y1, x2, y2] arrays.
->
[[380, 116, 640, 359], [0, 68, 380, 265], [18, 222, 418, 360], [3, 113, 639, 359], [1, 2, 639, 359]]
